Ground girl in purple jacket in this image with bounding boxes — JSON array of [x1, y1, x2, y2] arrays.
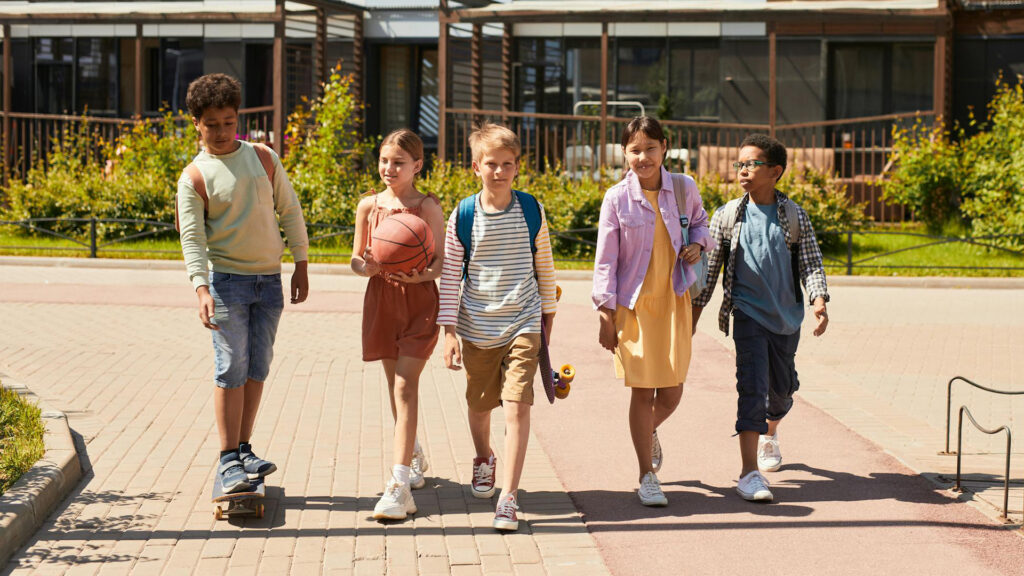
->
[[592, 116, 714, 507]]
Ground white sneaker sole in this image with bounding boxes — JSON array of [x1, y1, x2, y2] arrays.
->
[[639, 495, 668, 507], [373, 503, 417, 520], [472, 486, 496, 499], [493, 518, 519, 531], [758, 460, 782, 473], [410, 472, 426, 490], [736, 486, 773, 502]]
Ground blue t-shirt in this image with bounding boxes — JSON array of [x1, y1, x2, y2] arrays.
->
[[732, 201, 804, 335]]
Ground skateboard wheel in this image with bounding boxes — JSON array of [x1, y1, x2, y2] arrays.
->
[[559, 365, 575, 384], [257, 503, 265, 519], [555, 381, 571, 399], [556, 285, 562, 302], [215, 506, 223, 520]]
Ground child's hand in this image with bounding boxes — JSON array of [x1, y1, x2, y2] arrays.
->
[[362, 247, 382, 277], [197, 287, 219, 331], [390, 268, 423, 284], [812, 298, 829, 337], [291, 261, 309, 304], [679, 243, 702, 265], [443, 332, 463, 370], [598, 308, 617, 352]]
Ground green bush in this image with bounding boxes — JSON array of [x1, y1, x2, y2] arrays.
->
[[0, 385, 46, 496], [696, 167, 868, 251], [884, 77, 1024, 249]]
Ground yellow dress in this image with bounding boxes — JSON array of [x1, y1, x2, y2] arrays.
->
[[613, 189, 693, 388]]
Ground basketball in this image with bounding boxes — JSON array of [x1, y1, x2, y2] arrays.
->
[[370, 213, 435, 274]]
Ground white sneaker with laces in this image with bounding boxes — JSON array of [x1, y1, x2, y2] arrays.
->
[[757, 433, 782, 472], [373, 479, 417, 520], [637, 471, 668, 506], [736, 470, 773, 502], [651, 430, 663, 473], [410, 444, 429, 490]]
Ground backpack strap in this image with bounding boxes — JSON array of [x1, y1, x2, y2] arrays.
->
[[175, 163, 208, 233], [781, 197, 800, 246], [251, 142, 276, 181], [456, 194, 478, 280], [514, 190, 541, 254], [670, 173, 690, 235]]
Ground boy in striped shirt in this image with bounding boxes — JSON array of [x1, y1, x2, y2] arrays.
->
[[438, 123, 558, 531]]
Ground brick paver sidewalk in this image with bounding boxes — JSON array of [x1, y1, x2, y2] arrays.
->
[[0, 261, 607, 575]]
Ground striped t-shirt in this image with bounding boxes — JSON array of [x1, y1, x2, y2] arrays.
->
[[438, 193, 557, 348]]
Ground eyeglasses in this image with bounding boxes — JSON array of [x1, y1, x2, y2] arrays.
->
[[732, 160, 775, 171]]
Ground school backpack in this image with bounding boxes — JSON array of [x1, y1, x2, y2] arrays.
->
[[174, 142, 276, 232], [715, 196, 804, 303], [455, 190, 542, 280]]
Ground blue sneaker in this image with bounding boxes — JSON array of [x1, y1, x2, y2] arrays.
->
[[239, 442, 277, 478], [218, 452, 251, 494]]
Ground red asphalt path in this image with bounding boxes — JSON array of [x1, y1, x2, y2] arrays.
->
[[531, 300, 1024, 576]]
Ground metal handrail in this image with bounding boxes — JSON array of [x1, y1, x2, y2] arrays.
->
[[942, 376, 1024, 455], [954, 405, 1014, 522]]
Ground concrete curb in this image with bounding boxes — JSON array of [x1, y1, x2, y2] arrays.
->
[[0, 378, 82, 567], [2, 255, 1023, 288]]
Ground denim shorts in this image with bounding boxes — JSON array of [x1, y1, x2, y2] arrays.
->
[[733, 309, 801, 434], [209, 272, 284, 389]]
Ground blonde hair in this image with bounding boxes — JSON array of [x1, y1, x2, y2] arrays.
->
[[469, 122, 520, 162], [380, 128, 424, 162]]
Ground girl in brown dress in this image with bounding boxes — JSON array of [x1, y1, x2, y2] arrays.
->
[[351, 129, 445, 521]]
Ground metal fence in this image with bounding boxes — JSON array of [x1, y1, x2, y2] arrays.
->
[[3, 217, 1024, 275]]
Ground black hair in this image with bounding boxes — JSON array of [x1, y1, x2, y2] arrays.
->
[[740, 133, 787, 174], [186, 73, 242, 119]]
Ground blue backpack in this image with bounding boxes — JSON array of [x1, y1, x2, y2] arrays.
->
[[456, 190, 542, 280]]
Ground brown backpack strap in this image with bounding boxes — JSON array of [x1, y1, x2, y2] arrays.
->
[[175, 163, 208, 232], [252, 142, 276, 181]]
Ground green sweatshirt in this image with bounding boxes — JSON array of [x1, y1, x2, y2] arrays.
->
[[176, 141, 309, 290]]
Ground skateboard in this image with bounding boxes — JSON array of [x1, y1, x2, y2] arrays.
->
[[212, 476, 266, 520], [540, 286, 576, 404]]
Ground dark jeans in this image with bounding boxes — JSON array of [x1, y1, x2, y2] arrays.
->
[[733, 309, 801, 434]]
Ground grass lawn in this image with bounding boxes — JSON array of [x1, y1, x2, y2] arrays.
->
[[0, 385, 46, 497], [2, 223, 1023, 276]]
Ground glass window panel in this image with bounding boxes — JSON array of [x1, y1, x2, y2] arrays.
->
[[891, 43, 933, 113], [720, 39, 769, 124], [776, 39, 823, 125], [616, 38, 667, 114], [35, 38, 74, 113], [830, 44, 885, 118], [669, 39, 719, 121], [76, 37, 118, 116], [161, 39, 204, 113], [566, 38, 601, 113], [380, 45, 410, 135], [417, 48, 439, 139]]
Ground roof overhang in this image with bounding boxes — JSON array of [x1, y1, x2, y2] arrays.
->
[[445, 0, 948, 24], [0, 0, 365, 23]]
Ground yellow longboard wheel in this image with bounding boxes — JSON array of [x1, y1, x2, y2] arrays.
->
[[556, 285, 562, 302], [215, 506, 223, 520], [560, 364, 575, 384], [257, 503, 265, 519], [555, 381, 571, 399]]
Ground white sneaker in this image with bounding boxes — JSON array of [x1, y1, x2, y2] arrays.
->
[[651, 430, 663, 473], [373, 479, 417, 520], [410, 445, 429, 490], [757, 433, 782, 472], [637, 471, 668, 506], [736, 470, 773, 502]]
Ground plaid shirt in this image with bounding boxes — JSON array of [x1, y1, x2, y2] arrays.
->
[[693, 190, 830, 335]]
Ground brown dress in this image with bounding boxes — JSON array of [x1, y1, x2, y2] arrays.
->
[[361, 192, 441, 361]]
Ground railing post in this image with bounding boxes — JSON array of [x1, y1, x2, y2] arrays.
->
[[846, 232, 853, 275], [89, 217, 98, 258]]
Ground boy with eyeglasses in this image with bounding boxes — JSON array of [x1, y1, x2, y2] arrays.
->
[[692, 134, 829, 502]]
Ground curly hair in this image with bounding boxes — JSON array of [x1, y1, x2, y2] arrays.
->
[[186, 73, 242, 119], [739, 133, 788, 173]]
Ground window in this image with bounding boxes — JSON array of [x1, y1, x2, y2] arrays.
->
[[615, 38, 667, 113], [669, 39, 719, 120], [565, 38, 601, 110], [76, 38, 118, 115], [829, 42, 933, 119], [161, 39, 203, 113], [35, 38, 74, 114]]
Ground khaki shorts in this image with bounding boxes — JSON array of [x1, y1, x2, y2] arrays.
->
[[462, 333, 540, 411]]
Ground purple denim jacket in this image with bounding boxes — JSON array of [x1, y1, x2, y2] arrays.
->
[[592, 166, 715, 311]]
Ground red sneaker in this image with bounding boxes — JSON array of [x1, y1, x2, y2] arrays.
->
[[493, 492, 519, 531], [471, 454, 496, 499]]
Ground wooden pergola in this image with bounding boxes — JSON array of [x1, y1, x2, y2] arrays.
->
[[436, 0, 953, 164], [0, 0, 366, 156]]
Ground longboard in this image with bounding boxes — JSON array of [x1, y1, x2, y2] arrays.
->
[[212, 476, 266, 520], [539, 286, 575, 404]]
